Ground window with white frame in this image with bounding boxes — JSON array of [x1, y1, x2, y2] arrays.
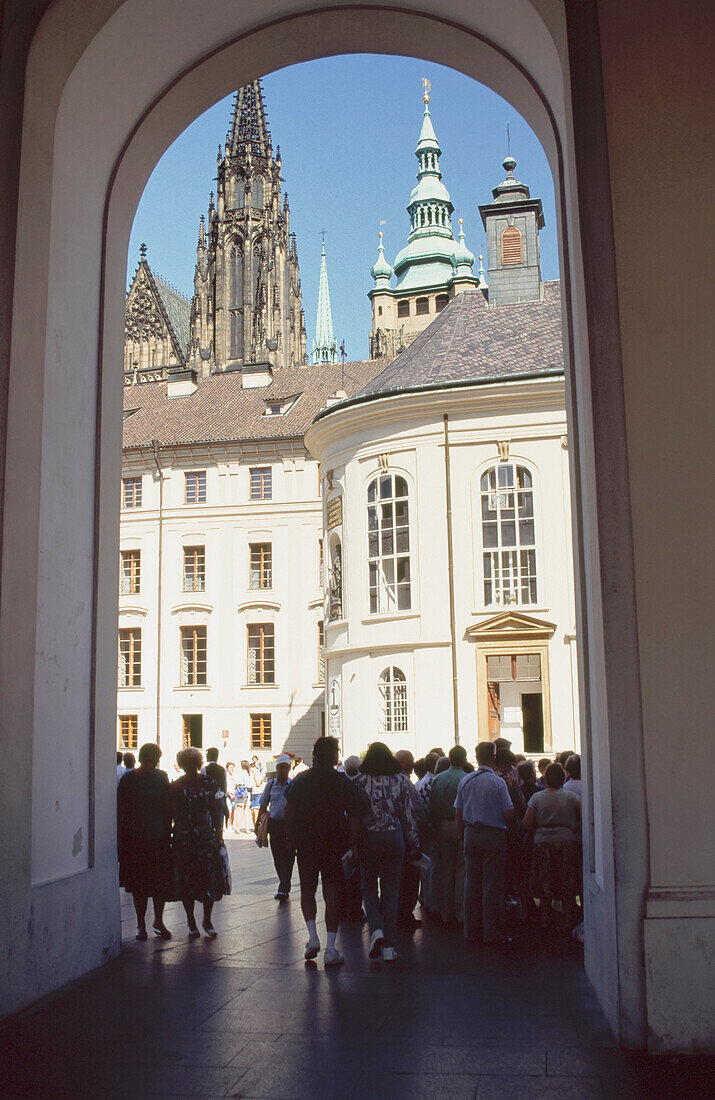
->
[[367, 473, 411, 613], [379, 666, 408, 734], [481, 463, 537, 606]]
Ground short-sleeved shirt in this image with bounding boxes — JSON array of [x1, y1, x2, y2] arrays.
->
[[260, 777, 292, 820], [454, 767, 512, 829], [563, 778, 583, 798], [529, 788, 581, 843], [284, 764, 362, 855]]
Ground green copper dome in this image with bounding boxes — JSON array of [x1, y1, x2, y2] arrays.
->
[[370, 233, 394, 284], [392, 92, 464, 292]]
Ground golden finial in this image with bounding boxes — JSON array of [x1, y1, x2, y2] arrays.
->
[[458, 217, 463, 228], [422, 77, 431, 105]]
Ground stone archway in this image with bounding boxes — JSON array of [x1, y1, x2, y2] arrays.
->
[[0, 0, 667, 1050]]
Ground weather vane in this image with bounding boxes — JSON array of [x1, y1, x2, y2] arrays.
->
[[422, 77, 431, 104], [506, 122, 511, 157]]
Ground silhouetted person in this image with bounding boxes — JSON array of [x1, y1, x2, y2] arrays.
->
[[123, 752, 136, 771], [354, 742, 419, 963], [256, 754, 294, 900], [429, 745, 469, 925], [284, 736, 362, 966], [395, 749, 421, 930], [517, 760, 540, 803], [456, 741, 515, 944], [522, 762, 581, 931], [170, 747, 226, 938], [202, 746, 228, 832], [117, 742, 172, 940]]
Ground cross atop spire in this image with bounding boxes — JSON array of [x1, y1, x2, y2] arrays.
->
[[312, 240, 338, 365], [227, 79, 272, 159]]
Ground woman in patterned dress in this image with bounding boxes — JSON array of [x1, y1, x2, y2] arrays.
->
[[353, 742, 420, 963], [170, 747, 226, 938]]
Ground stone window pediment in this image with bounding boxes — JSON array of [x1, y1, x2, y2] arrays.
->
[[466, 611, 556, 641]]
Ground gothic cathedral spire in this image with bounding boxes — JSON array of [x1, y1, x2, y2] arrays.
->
[[188, 79, 307, 375], [312, 240, 338, 364]]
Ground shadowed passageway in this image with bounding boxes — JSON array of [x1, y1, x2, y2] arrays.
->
[[1, 840, 712, 1098]]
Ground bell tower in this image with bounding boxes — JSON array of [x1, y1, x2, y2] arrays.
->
[[478, 155, 544, 306]]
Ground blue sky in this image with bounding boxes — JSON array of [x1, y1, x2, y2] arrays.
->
[[128, 54, 558, 363]]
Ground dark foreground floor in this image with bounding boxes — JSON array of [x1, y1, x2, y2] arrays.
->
[[1, 838, 713, 1099]]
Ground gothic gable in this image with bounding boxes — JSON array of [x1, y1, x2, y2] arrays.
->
[[124, 255, 189, 377]]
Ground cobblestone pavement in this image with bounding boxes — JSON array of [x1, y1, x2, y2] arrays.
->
[[1, 837, 713, 1098]]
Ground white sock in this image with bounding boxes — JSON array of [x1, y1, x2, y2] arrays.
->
[[306, 919, 318, 940], [326, 931, 337, 950]]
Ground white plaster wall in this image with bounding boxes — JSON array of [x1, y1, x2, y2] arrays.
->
[[118, 445, 326, 772], [311, 380, 577, 761]]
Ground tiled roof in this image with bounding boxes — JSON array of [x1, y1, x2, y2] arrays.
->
[[122, 360, 387, 450], [356, 281, 563, 400], [153, 276, 191, 357]]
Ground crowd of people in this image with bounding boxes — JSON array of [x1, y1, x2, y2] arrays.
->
[[252, 735, 584, 964], [117, 736, 584, 962]]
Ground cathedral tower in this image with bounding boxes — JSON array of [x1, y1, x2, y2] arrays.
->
[[189, 80, 307, 375], [368, 82, 478, 358]]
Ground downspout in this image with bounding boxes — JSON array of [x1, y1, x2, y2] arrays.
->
[[443, 414, 460, 746], [152, 439, 163, 745]]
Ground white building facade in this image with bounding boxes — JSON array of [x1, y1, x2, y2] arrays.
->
[[307, 285, 579, 760], [118, 363, 381, 769]]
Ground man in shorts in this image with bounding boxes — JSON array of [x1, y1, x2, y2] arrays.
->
[[284, 736, 363, 967]]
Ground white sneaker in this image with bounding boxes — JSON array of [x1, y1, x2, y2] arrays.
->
[[381, 946, 398, 962], [304, 935, 321, 960], [324, 947, 344, 967], [368, 929, 385, 959]]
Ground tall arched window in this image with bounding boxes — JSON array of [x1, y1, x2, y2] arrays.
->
[[250, 177, 264, 208], [481, 463, 537, 605], [501, 225, 523, 265], [229, 244, 243, 360], [379, 666, 408, 734], [367, 473, 410, 613]]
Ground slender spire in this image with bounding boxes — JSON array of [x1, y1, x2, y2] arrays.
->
[[312, 239, 338, 364], [407, 84, 454, 245], [227, 79, 272, 159]]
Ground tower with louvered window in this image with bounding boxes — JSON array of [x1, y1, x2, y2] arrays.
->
[[478, 155, 544, 306]]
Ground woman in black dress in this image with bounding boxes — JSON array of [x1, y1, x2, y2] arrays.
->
[[171, 747, 226, 938], [117, 742, 173, 940]]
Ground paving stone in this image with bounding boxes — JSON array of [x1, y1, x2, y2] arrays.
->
[[476, 1077, 603, 1099], [3, 839, 711, 1100]]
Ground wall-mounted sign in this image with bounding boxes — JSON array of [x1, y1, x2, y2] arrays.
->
[[327, 495, 343, 530]]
